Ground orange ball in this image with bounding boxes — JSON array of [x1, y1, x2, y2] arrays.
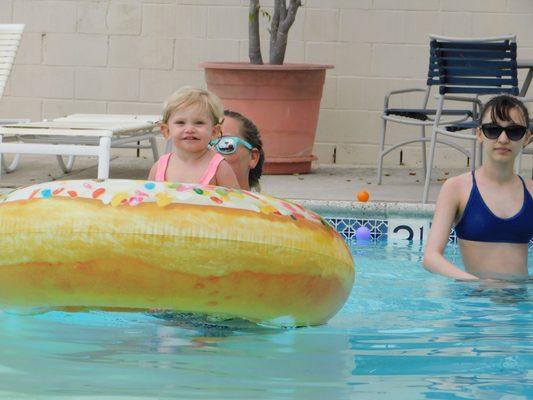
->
[[357, 190, 370, 202]]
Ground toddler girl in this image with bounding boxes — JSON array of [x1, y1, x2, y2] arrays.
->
[[148, 86, 240, 188]]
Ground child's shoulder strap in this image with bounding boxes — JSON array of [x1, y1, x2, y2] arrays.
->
[[155, 153, 172, 182], [199, 153, 224, 185]]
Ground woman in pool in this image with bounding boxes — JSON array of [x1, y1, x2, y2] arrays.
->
[[210, 110, 264, 191], [423, 95, 532, 280]]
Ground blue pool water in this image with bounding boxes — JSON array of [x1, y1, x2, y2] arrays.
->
[[0, 241, 531, 399]]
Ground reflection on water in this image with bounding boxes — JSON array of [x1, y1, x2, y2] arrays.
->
[[0, 241, 531, 399]]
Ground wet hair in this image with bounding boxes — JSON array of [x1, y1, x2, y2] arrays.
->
[[162, 86, 224, 126], [480, 95, 530, 127], [223, 110, 264, 191]]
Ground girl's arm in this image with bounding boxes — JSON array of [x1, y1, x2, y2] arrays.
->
[[215, 160, 241, 189], [423, 178, 479, 281]]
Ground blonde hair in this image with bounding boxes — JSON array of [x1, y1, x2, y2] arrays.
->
[[162, 86, 224, 126]]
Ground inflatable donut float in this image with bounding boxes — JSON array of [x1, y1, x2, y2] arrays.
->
[[0, 180, 355, 327]]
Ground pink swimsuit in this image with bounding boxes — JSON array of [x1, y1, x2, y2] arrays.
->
[[154, 152, 224, 184]]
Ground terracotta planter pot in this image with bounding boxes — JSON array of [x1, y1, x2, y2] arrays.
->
[[202, 62, 333, 174]]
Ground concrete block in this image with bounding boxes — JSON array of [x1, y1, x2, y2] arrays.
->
[[179, 0, 240, 5], [320, 76, 337, 109], [109, 36, 174, 69], [438, 12, 473, 38], [13, 0, 76, 33], [370, 44, 427, 79], [15, 32, 42, 64], [76, 1, 107, 34], [337, 77, 410, 111], [471, 14, 516, 41], [441, 0, 506, 12], [0, 96, 41, 121], [306, 42, 372, 76], [0, 1, 13, 23], [401, 144, 471, 168], [374, 0, 439, 10], [44, 33, 107, 66], [176, 5, 208, 39], [10, 65, 74, 98], [312, 142, 335, 164], [174, 38, 240, 70], [42, 99, 107, 119], [507, 0, 533, 12], [404, 12, 440, 44], [317, 109, 381, 144], [339, 10, 406, 43], [107, 0, 142, 35], [139, 69, 205, 103], [142, 4, 177, 36], [501, 15, 533, 46], [77, 0, 141, 34], [107, 102, 163, 115], [336, 143, 377, 165], [304, 0, 371, 8], [75, 68, 139, 101], [207, 6, 246, 40], [304, 9, 338, 42]]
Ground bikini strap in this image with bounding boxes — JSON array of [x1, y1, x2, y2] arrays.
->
[[199, 153, 224, 185], [155, 153, 172, 182]]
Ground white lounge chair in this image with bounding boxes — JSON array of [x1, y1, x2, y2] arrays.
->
[[0, 114, 161, 179], [0, 24, 27, 173]]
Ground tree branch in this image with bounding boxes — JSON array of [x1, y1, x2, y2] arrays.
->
[[269, 0, 301, 64], [269, 0, 282, 63], [249, 0, 263, 64]]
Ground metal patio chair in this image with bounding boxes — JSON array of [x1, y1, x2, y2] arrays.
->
[[377, 38, 478, 185], [0, 24, 26, 173], [422, 34, 519, 203]]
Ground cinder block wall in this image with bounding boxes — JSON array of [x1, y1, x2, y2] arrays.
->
[[1, 0, 532, 169]]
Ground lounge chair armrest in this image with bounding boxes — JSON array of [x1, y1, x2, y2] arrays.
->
[[384, 88, 426, 108]]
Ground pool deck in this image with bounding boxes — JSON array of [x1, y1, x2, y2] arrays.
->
[[0, 149, 464, 216]]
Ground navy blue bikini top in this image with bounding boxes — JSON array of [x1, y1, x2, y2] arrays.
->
[[454, 172, 533, 244]]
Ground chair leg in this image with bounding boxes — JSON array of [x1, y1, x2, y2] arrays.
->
[[469, 136, 476, 172], [420, 125, 427, 179], [150, 136, 159, 162], [56, 155, 76, 173], [97, 137, 112, 179], [422, 129, 438, 204], [3, 153, 20, 173], [0, 135, 3, 177], [377, 117, 387, 185], [164, 139, 173, 154], [423, 96, 445, 204]]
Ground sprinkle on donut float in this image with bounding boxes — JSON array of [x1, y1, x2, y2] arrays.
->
[[0, 179, 355, 327]]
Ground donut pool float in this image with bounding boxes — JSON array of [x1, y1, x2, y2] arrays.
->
[[0, 180, 355, 327]]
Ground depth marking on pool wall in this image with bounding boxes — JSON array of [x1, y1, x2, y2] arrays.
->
[[388, 219, 431, 242]]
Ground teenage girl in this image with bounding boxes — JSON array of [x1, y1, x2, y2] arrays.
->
[[424, 95, 532, 280]]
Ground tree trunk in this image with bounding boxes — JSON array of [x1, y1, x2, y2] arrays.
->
[[248, 0, 263, 65], [269, 0, 301, 65]]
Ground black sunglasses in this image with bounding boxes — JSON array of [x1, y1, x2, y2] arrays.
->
[[481, 124, 528, 141]]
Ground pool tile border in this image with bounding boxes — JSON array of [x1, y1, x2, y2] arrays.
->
[[298, 199, 530, 247]]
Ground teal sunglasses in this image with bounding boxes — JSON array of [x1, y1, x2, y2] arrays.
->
[[210, 136, 253, 155]]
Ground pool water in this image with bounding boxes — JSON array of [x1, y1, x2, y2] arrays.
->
[[0, 241, 531, 399]]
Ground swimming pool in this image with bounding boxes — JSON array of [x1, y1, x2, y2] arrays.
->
[[0, 239, 530, 399]]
